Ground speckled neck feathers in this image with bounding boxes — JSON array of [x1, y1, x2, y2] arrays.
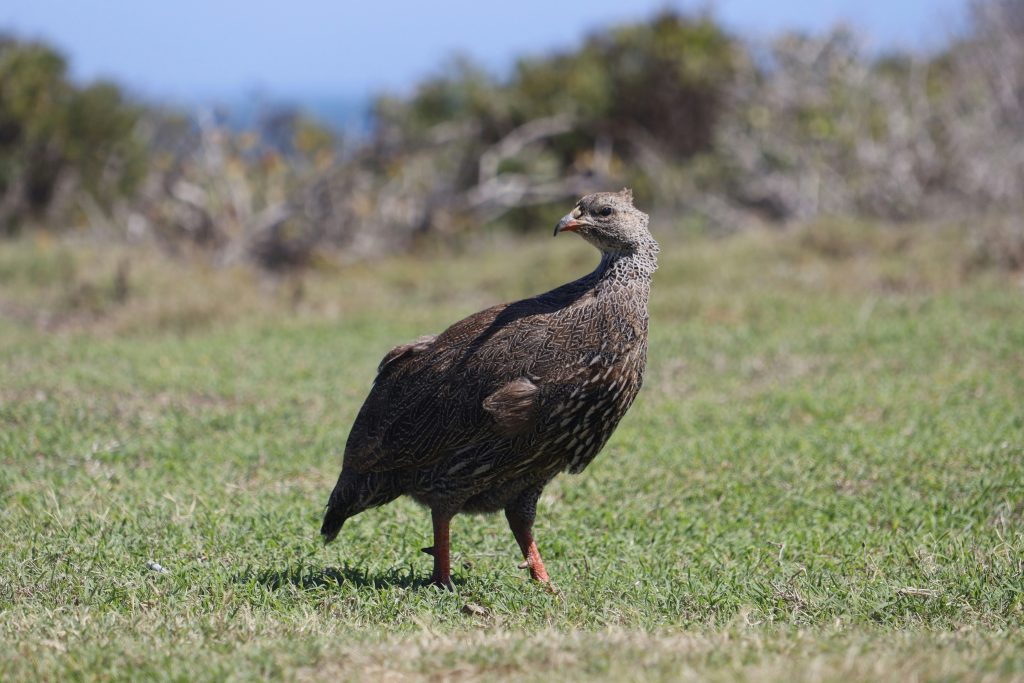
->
[[595, 234, 659, 283]]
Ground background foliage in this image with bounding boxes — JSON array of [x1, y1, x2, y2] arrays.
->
[[0, 37, 145, 235], [1, 1, 1023, 268]]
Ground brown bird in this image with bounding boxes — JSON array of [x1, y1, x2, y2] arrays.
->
[[321, 189, 658, 587]]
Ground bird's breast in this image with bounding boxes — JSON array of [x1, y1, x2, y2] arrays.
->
[[541, 332, 648, 474]]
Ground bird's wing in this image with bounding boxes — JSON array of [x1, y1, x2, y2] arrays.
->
[[342, 287, 588, 474], [482, 377, 540, 436], [342, 304, 518, 473]]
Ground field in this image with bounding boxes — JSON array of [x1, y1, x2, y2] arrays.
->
[[1, 220, 1023, 681]]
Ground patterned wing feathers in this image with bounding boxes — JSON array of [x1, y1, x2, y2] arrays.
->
[[377, 335, 437, 375]]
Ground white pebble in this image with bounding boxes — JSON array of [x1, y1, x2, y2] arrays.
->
[[146, 560, 169, 574]]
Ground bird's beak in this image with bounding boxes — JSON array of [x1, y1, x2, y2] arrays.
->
[[554, 212, 583, 236]]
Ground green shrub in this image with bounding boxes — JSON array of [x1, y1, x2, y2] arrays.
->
[[0, 36, 145, 233]]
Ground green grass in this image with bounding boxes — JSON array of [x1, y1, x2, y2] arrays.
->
[[1, 221, 1022, 681]]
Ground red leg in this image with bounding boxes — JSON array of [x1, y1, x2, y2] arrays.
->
[[506, 515, 550, 583], [430, 510, 453, 589]]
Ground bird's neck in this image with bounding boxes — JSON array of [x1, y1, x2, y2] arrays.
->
[[594, 236, 659, 288]]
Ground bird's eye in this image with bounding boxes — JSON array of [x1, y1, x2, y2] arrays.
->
[[598, 206, 613, 217]]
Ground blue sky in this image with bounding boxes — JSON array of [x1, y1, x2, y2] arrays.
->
[[2, 0, 966, 99]]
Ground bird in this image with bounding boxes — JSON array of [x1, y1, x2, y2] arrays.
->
[[321, 189, 658, 588]]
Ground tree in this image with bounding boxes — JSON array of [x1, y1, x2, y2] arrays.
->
[[0, 36, 145, 233]]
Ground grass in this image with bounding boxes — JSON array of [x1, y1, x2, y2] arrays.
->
[[1, 219, 1022, 681]]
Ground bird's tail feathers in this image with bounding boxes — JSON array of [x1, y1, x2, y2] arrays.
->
[[321, 471, 401, 543], [320, 504, 348, 544]]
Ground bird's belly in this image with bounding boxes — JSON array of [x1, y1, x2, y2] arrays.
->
[[405, 450, 558, 514]]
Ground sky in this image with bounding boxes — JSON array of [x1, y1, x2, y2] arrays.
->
[[1, 0, 967, 100]]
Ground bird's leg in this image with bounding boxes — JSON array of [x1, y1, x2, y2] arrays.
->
[[505, 507, 550, 583], [429, 509, 453, 589]]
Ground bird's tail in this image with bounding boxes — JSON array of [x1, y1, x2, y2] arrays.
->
[[321, 470, 402, 544], [320, 504, 348, 544], [321, 473, 356, 544]]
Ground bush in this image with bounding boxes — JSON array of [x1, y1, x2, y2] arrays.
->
[[0, 36, 146, 233], [5, 3, 1024, 269]]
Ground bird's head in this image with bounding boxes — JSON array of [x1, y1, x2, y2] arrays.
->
[[554, 189, 655, 254]]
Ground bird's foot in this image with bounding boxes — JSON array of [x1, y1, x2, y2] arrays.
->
[[429, 573, 454, 591]]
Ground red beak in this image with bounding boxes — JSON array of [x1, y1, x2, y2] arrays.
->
[[554, 214, 582, 236]]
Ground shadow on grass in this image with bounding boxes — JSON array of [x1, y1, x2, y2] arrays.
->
[[242, 563, 463, 591]]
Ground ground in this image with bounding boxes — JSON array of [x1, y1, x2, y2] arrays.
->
[[1, 219, 1022, 681]]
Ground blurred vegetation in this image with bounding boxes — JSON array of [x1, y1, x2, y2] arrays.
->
[[0, 37, 146, 235], [1, 1, 1024, 269], [376, 13, 736, 169]]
